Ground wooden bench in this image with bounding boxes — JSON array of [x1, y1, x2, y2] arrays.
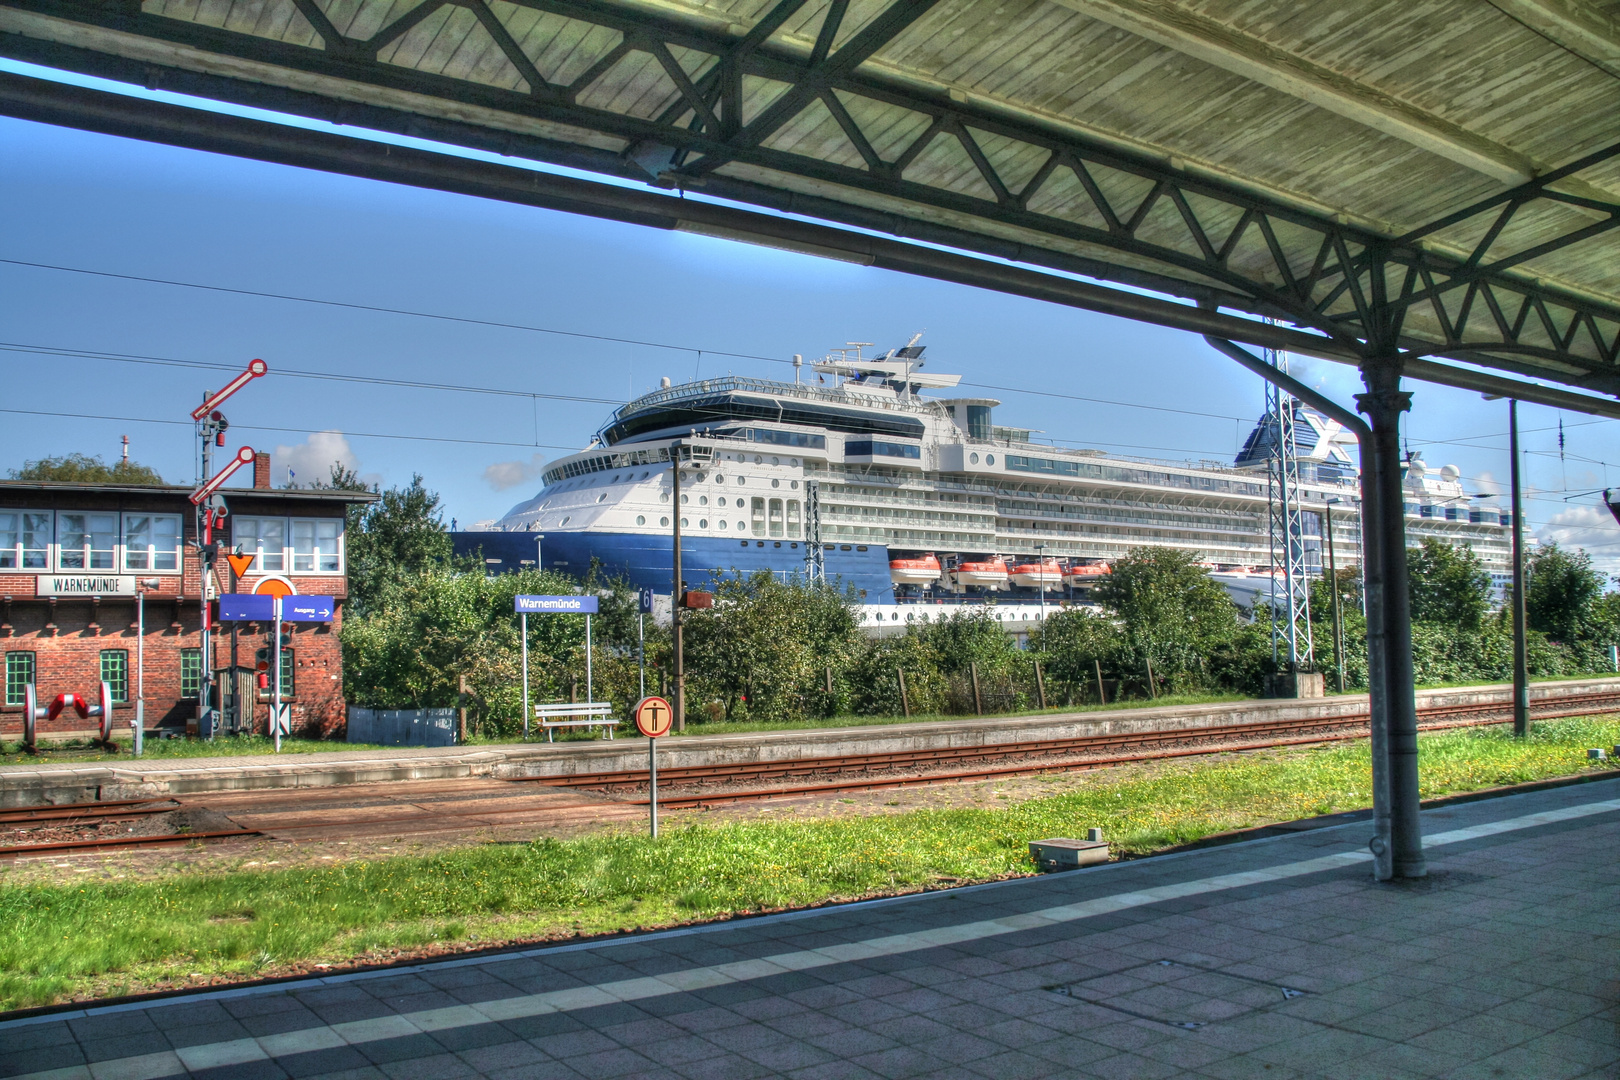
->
[[533, 702, 618, 742]]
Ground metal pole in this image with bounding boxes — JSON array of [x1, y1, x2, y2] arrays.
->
[[672, 446, 685, 733], [1510, 399, 1529, 736], [649, 735, 659, 838], [536, 535, 544, 573], [638, 612, 646, 700], [586, 612, 593, 704], [521, 611, 530, 740], [135, 590, 145, 756], [1326, 503, 1344, 693], [272, 595, 282, 754], [1037, 541, 1046, 627], [1358, 356, 1424, 880]]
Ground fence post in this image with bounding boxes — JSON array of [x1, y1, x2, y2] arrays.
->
[[1034, 661, 1047, 710], [897, 668, 910, 718], [457, 674, 469, 743], [569, 675, 578, 704], [825, 665, 834, 695], [971, 662, 983, 715], [1146, 657, 1157, 700], [1095, 659, 1107, 705]]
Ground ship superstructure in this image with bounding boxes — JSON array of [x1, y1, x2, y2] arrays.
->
[[459, 340, 1512, 604]]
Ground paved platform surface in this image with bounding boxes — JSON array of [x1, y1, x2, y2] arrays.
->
[[7, 677, 1617, 807], [5, 779, 1617, 1080]]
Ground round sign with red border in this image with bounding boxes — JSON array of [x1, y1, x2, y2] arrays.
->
[[633, 696, 674, 738]]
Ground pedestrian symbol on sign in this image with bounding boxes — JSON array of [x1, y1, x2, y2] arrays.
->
[[634, 696, 673, 739]]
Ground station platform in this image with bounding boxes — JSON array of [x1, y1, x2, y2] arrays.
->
[[5, 774, 1616, 1079], [5, 677, 1617, 808]]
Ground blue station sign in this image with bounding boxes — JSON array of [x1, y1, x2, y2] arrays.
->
[[282, 596, 336, 622], [217, 594, 274, 622], [515, 594, 599, 614]]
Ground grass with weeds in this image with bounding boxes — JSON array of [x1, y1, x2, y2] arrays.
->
[[3, 716, 1618, 1009], [0, 736, 388, 765]]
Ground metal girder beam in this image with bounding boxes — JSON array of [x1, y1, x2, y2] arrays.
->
[[1, 0, 1618, 386], [9, 68, 1620, 424], [1488, 0, 1620, 80], [1055, 0, 1550, 188]]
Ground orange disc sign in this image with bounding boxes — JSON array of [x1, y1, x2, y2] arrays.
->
[[634, 696, 674, 739]]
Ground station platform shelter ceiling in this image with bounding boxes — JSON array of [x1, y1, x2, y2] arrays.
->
[[0, 0, 1617, 408]]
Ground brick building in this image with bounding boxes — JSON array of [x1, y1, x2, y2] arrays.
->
[[0, 456, 376, 742]]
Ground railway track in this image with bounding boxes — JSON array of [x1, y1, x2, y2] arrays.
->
[[6, 689, 1617, 852], [517, 690, 1620, 807]]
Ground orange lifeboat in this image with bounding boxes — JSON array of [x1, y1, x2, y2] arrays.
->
[[1009, 559, 1063, 590], [1064, 561, 1110, 583], [951, 556, 1010, 589], [890, 553, 943, 585]]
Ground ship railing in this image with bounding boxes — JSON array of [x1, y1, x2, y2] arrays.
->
[[615, 375, 947, 420]]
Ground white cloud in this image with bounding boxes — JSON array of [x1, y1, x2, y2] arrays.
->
[[272, 430, 361, 487], [484, 453, 546, 491], [1536, 501, 1620, 578]]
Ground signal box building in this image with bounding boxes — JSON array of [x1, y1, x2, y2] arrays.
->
[[0, 456, 376, 741]]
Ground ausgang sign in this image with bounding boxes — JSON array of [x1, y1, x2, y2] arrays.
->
[[514, 594, 599, 613], [36, 575, 137, 596]]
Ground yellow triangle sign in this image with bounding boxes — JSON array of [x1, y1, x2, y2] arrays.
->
[[227, 553, 256, 579]]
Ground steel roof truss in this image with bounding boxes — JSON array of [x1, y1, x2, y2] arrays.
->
[[2, 0, 1618, 378]]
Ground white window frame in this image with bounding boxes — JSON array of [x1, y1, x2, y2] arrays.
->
[[0, 509, 52, 572], [233, 516, 345, 575], [122, 513, 184, 573], [55, 510, 119, 572], [232, 516, 288, 573], [291, 518, 344, 574]]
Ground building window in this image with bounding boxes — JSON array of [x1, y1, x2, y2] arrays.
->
[[233, 517, 286, 572], [0, 511, 51, 570], [123, 514, 183, 571], [291, 518, 342, 572], [57, 512, 118, 570], [180, 648, 202, 699], [100, 649, 129, 703], [5, 651, 34, 706]]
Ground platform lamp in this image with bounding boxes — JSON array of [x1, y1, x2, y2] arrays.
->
[[134, 577, 162, 756], [1322, 500, 1345, 693], [535, 533, 545, 574]]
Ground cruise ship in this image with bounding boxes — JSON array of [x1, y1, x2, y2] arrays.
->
[[455, 340, 1512, 606]]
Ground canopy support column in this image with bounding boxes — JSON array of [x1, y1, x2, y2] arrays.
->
[[1356, 356, 1426, 881]]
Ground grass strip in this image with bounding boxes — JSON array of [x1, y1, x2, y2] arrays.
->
[[3, 716, 1618, 1010], [0, 736, 387, 764]]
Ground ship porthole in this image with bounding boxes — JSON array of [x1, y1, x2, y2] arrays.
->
[[681, 518, 689, 527], [740, 540, 748, 547], [719, 521, 727, 530], [636, 515, 645, 525], [699, 519, 708, 528], [737, 521, 745, 530], [770, 456, 779, 465], [561, 516, 570, 525], [715, 475, 725, 484], [754, 455, 762, 464], [771, 479, 780, 488], [970, 453, 980, 464], [987, 455, 996, 465], [791, 480, 799, 489], [660, 517, 669, 526]]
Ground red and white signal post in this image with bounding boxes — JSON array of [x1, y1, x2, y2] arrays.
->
[[634, 696, 674, 837]]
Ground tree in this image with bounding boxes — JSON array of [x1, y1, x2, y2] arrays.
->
[[1406, 538, 1492, 629], [344, 475, 455, 615], [10, 453, 165, 485], [680, 571, 862, 722], [1089, 547, 1241, 687], [1525, 542, 1605, 643]]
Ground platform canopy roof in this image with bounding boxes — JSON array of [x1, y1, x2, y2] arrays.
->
[[2, 0, 1617, 404]]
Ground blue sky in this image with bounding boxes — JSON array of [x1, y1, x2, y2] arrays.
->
[[3, 59, 1619, 570]]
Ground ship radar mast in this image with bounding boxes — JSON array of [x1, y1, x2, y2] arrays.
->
[[810, 333, 959, 396]]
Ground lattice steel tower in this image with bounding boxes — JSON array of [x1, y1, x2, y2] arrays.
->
[[1264, 348, 1315, 671], [803, 478, 825, 583]]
